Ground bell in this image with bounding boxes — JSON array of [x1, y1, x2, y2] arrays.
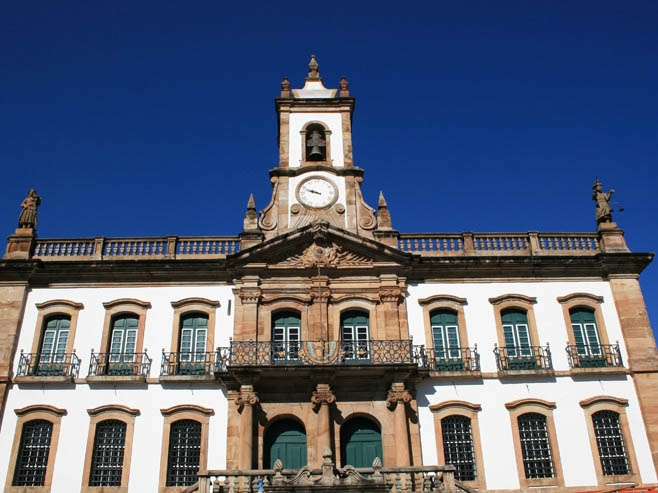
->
[[308, 145, 323, 160]]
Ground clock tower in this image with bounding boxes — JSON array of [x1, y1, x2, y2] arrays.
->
[[257, 56, 379, 240]]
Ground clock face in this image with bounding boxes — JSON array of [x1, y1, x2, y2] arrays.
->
[[297, 177, 338, 209]]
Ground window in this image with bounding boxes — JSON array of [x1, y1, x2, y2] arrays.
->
[[6, 405, 66, 493], [37, 315, 70, 375], [166, 420, 201, 486], [579, 396, 639, 484], [430, 400, 485, 489], [592, 411, 630, 476], [159, 405, 212, 492], [89, 419, 126, 486], [441, 415, 476, 481], [505, 398, 564, 488], [517, 413, 554, 479], [13, 420, 53, 486], [82, 405, 139, 491], [341, 311, 370, 361], [272, 312, 300, 361]]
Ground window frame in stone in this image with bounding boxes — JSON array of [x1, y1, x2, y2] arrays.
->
[[5, 405, 66, 493], [579, 395, 640, 486], [429, 400, 485, 490], [159, 405, 212, 493], [340, 310, 371, 362], [81, 405, 139, 493], [517, 412, 555, 479], [505, 398, 564, 489], [88, 419, 127, 487]]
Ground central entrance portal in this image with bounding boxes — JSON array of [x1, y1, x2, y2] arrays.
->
[[264, 419, 307, 469]]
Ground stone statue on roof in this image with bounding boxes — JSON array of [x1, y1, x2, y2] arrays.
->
[[592, 179, 614, 224], [18, 189, 41, 229]]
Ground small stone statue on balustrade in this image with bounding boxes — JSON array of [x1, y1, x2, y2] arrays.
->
[[592, 179, 614, 225], [18, 189, 41, 229]]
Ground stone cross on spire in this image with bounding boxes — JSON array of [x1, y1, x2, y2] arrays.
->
[[307, 54, 321, 81]]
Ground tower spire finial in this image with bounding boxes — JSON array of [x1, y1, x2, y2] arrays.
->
[[307, 54, 320, 81]]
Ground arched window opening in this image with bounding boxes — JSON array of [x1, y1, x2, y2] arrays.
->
[[166, 419, 201, 487], [340, 417, 382, 468], [107, 314, 139, 375], [178, 313, 209, 374], [305, 124, 327, 161], [592, 410, 630, 476], [517, 413, 554, 479], [441, 415, 476, 481], [264, 419, 307, 469], [341, 311, 370, 362], [89, 419, 127, 487], [12, 419, 53, 486], [272, 311, 301, 362], [431, 310, 462, 370], [37, 314, 71, 375]]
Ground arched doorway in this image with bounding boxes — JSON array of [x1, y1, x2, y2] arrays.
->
[[340, 417, 382, 467], [264, 419, 307, 469]]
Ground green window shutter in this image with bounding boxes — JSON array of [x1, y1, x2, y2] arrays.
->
[[40, 316, 70, 362], [570, 309, 601, 357], [502, 310, 531, 358]]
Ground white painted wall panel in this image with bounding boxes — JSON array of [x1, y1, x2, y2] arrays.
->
[[288, 113, 344, 168]]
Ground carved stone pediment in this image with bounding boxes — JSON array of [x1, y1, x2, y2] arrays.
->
[[279, 241, 372, 268], [230, 222, 413, 270]]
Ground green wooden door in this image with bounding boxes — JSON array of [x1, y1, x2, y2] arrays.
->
[[37, 315, 70, 375], [431, 310, 462, 370], [341, 312, 370, 362], [178, 314, 208, 375], [108, 315, 139, 375], [502, 309, 533, 368], [570, 308, 604, 366], [265, 420, 307, 469], [341, 418, 382, 468], [272, 312, 300, 362]]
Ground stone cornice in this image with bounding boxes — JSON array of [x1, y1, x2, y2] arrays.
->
[[269, 165, 364, 178]]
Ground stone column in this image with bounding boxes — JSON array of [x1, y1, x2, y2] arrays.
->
[[379, 279, 403, 340], [311, 383, 335, 466], [236, 385, 259, 470], [386, 383, 412, 466]]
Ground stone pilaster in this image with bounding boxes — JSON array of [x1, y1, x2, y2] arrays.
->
[[309, 276, 331, 341], [386, 383, 412, 466], [236, 385, 260, 470], [311, 384, 335, 467], [0, 282, 30, 431], [609, 277, 658, 473]]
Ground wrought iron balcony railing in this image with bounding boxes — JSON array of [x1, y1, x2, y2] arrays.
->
[[225, 339, 415, 367], [88, 351, 152, 377], [566, 343, 623, 369], [416, 346, 480, 372], [161, 351, 216, 376], [16, 350, 81, 378], [494, 344, 552, 371]]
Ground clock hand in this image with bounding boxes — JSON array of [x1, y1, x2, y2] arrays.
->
[[309, 189, 321, 195]]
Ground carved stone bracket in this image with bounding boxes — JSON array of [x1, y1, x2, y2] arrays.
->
[[379, 288, 403, 303], [258, 177, 279, 231], [238, 288, 262, 305], [311, 384, 336, 410], [386, 383, 412, 410], [236, 386, 260, 412]]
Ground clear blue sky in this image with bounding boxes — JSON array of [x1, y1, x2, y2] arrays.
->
[[1, 2, 656, 338]]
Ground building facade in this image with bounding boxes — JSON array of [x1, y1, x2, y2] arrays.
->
[[0, 57, 657, 493]]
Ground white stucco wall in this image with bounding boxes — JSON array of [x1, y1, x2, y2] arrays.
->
[[288, 112, 344, 168], [0, 285, 234, 492], [409, 280, 657, 488]]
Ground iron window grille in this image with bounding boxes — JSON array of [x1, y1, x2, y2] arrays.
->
[[518, 413, 554, 479], [166, 419, 202, 486], [12, 419, 53, 486], [89, 419, 126, 486], [592, 410, 630, 476], [441, 415, 476, 481]]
